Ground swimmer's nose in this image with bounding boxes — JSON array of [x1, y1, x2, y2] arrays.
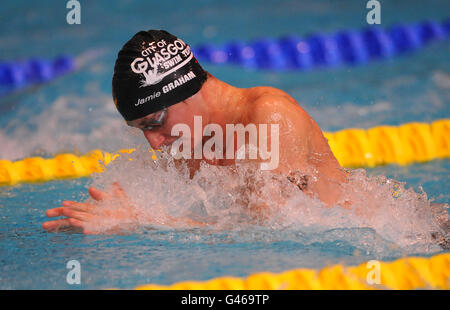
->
[[142, 130, 166, 149]]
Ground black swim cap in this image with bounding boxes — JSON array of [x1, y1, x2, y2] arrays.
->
[[112, 30, 207, 121]]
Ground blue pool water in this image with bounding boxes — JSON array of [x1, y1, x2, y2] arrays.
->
[[0, 0, 449, 289]]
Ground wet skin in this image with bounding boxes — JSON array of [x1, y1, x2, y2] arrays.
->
[[43, 73, 348, 234]]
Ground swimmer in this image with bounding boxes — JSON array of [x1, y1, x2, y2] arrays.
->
[[41, 30, 356, 234]]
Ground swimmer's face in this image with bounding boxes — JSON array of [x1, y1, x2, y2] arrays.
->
[[126, 98, 207, 150]]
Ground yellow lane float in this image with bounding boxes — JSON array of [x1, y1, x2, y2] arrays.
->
[[1, 119, 449, 186]]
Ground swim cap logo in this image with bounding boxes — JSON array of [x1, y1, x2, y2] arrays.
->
[[130, 38, 193, 88]]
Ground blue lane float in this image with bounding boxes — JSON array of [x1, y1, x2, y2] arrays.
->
[[0, 55, 74, 97], [192, 19, 450, 71]]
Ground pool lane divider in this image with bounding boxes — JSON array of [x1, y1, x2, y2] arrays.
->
[[193, 19, 450, 70], [133, 252, 450, 290], [0, 148, 143, 186], [0, 119, 449, 186], [0, 55, 75, 97]]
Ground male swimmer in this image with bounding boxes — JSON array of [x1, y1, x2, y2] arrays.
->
[[42, 30, 447, 242]]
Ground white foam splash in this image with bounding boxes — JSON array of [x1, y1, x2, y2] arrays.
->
[[0, 94, 142, 160], [85, 148, 446, 255]]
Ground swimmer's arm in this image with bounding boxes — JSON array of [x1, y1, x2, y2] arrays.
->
[[249, 95, 346, 206], [219, 96, 314, 219], [43, 202, 207, 234], [248, 95, 313, 174], [43, 184, 208, 234]]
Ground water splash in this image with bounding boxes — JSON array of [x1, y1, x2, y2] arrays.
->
[[86, 148, 447, 257], [0, 94, 142, 160]]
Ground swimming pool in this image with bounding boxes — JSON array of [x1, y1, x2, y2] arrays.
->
[[0, 0, 449, 289]]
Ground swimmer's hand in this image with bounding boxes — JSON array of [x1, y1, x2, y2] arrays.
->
[[42, 182, 206, 234], [42, 182, 137, 234]]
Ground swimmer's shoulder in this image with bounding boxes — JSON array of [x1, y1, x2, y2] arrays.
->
[[243, 86, 310, 124], [245, 86, 298, 106]]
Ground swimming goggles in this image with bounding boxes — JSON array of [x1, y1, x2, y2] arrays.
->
[[127, 108, 168, 131]]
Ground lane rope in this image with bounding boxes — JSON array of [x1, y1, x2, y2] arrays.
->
[[134, 253, 450, 290], [0, 119, 448, 186], [0, 55, 74, 97], [193, 19, 450, 70]]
